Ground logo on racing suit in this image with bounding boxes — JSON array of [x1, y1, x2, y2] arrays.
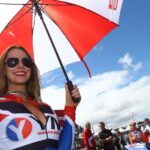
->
[[6, 118, 32, 141]]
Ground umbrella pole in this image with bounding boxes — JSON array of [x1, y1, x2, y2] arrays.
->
[[32, 0, 79, 103]]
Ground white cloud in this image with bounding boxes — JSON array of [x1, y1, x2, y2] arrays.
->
[[41, 85, 66, 110], [119, 53, 143, 71], [133, 62, 143, 71], [119, 53, 133, 68], [67, 71, 75, 80], [41, 69, 150, 130]]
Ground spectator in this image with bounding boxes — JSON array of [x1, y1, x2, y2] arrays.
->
[[113, 132, 122, 150], [141, 118, 150, 143], [98, 122, 115, 150], [116, 131, 126, 149], [124, 131, 132, 145], [82, 122, 96, 150], [129, 122, 143, 144]]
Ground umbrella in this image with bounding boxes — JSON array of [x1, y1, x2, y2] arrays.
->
[[0, 0, 123, 102]]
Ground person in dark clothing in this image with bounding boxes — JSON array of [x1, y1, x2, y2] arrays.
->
[[116, 131, 127, 150], [98, 122, 115, 150], [113, 133, 122, 150]]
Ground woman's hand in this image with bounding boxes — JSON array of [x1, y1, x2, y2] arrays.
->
[[65, 83, 81, 107]]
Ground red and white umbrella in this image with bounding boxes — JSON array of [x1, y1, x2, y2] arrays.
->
[[0, 0, 123, 76]]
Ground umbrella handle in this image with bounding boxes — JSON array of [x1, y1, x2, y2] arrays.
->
[[67, 81, 80, 103]]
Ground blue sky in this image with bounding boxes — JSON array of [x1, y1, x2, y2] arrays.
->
[[40, 0, 150, 129]]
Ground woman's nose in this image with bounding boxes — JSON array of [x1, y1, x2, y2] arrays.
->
[[17, 59, 24, 68]]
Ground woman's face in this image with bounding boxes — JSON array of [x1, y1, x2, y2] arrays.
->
[[5, 48, 32, 88]]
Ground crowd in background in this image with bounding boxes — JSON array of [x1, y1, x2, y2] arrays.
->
[[74, 118, 150, 150]]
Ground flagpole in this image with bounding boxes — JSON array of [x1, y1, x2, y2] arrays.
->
[[131, 112, 135, 122], [32, 0, 79, 103]]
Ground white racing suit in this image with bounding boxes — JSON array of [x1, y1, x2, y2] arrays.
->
[[0, 94, 76, 150]]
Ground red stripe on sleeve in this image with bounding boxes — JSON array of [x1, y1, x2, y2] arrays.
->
[[64, 106, 76, 122]]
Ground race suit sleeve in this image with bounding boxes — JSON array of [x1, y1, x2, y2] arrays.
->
[[58, 106, 76, 150]]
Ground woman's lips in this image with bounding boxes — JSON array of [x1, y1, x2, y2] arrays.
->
[[13, 71, 27, 76]]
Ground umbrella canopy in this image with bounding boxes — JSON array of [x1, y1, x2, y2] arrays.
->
[[0, 0, 123, 76]]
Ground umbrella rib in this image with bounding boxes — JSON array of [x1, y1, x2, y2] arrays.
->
[[30, 0, 42, 34], [38, 4, 51, 18], [39, 3, 73, 6], [39, 4, 73, 11], [32, 8, 37, 34], [0, 0, 40, 28], [0, 2, 74, 6], [0, 3, 32, 6], [1, 0, 42, 30], [5, 6, 34, 29]]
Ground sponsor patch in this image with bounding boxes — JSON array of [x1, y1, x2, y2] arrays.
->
[[6, 118, 32, 141]]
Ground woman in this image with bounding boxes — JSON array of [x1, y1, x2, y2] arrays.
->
[[0, 46, 81, 150], [129, 122, 143, 144], [82, 122, 96, 150]]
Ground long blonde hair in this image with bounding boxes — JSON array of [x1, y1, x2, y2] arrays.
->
[[0, 46, 41, 101]]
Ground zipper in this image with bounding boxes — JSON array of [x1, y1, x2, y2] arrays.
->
[[45, 119, 50, 148]]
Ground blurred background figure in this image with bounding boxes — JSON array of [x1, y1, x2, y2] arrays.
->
[[116, 131, 126, 150], [129, 122, 143, 144], [141, 118, 150, 143], [98, 122, 115, 150], [112, 131, 122, 150], [82, 122, 96, 150]]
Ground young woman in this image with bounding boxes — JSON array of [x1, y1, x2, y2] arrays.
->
[[129, 122, 143, 144], [0, 46, 81, 150], [82, 122, 96, 150]]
